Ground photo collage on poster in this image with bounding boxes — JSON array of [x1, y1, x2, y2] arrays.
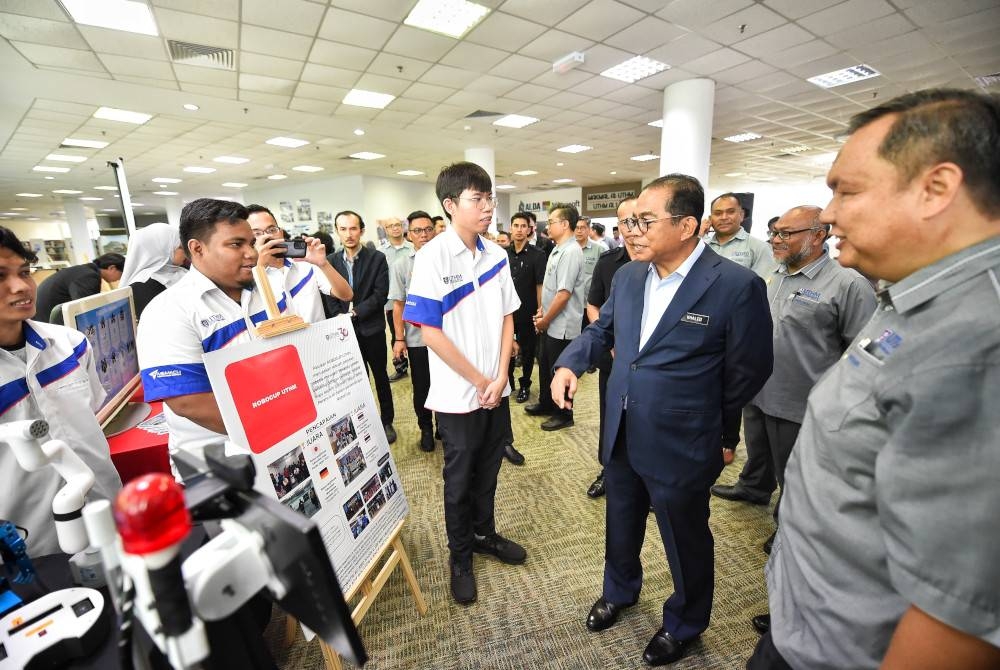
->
[[75, 296, 139, 407]]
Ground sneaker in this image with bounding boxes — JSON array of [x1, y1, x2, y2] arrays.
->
[[383, 423, 397, 444], [503, 444, 525, 465], [450, 559, 477, 604], [419, 428, 434, 452], [473, 533, 526, 565]]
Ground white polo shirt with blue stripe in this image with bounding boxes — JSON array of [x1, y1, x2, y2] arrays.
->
[[266, 258, 331, 323], [403, 228, 520, 413], [0, 320, 122, 556], [137, 266, 287, 464]]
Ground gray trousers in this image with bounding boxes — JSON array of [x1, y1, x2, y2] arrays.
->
[[737, 404, 801, 522]]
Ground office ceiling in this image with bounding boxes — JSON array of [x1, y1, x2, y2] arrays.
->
[[0, 0, 997, 221]]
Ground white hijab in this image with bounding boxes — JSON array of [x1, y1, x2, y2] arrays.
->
[[120, 222, 187, 288]]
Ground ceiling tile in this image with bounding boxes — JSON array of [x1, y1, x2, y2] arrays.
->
[[327, 0, 416, 22], [606, 16, 687, 52], [761, 0, 841, 20], [439, 42, 509, 73], [293, 82, 350, 102], [180, 82, 238, 99], [419, 63, 480, 88], [682, 47, 750, 75], [0, 0, 70, 21], [519, 28, 594, 62], [798, 0, 896, 34], [240, 52, 304, 80], [353, 72, 411, 96], [757, 40, 838, 69], [702, 3, 787, 44], [384, 98, 436, 114], [300, 62, 362, 88], [382, 25, 457, 62], [364, 52, 434, 81], [559, 0, 644, 41], [238, 91, 291, 108], [491, 54, 551, 80], [154, 7, 239, 48], [151, 0, 240, 21], [173, 64, 237, 86], [464, 11, 547, 51], [402, 82, 459, 103], [243, 25, 315, 60], [78, 26, 167, 60], [318, 7, 397, 48], [498, 0, 592, 26], [575, 43, 636, 75], [11, 42, 105, 72], [308, 39, 378, 70], [643, 33, 721, 67], [0, 13, 89, 49], [464, 74, 520, 96], [239, 73, 297, 95], [826, 13, 915, 50], [241, 0, 326, 36], [99, 54, 176, 79], [532, 69, 593, 90], [289, 97, 338, 114], [655, 0, 754, 28], [571, 75, 629, 98], [504, 82, 560, 104]]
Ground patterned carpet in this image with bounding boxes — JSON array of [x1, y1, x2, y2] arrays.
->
[[267, 363, 774, 670]]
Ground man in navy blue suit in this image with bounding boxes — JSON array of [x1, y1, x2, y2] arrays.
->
[[552, 174, 773, 666]]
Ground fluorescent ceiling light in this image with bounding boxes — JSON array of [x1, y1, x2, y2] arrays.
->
[[553, 178, 574, 184], [780, 145, 811, 153], [600, 56, 669, 83], [404, 0, 490, 39], [493, 114, 538, 129], [556, 162, 564, 166], [723, 132, 762, 143], [25, 217, 40, 221], [496, 184, 515, 190], [557, 145, 592, 153], [102, 208, 117, 212], [79, 197, 103, 201], [183, 166, 216, 174], [609, 171, 617, 175], [808, 64, 880, 89], [62, 138, 108, 149], [213, 156, 249, 164], [52, 189, 83, 194], [724, 172, 746, 177], [153, 191, 178, 196], [130, 202, 144, 206], [33, 166, 70, 173], [397, 170, 424, 176], [44, 176, 55, 180], [60, 0, 158, 36], [648, 119, 663, 128], [46, 153, 87, 163], [94, 186, 118, 190], [11, 208, 28, 211], [513, 170, 538, 176], [266, 136, 309, 148], [151, 177, 181, 184], [93, 106, 151, 124], [343, 89, 396, 109], [292, 165, 324, 173], [183, 103, 199, 111], [222, 182, 248, 188], [353, 129, 365, 136], [349, 152, 385, 160], [267, 174, 287, 180], [630, 154, 659, 162]]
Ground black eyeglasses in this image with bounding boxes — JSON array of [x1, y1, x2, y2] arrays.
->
[[409, 226, 434, 235], [457, 195, 498, 210], [252, 225, 281, 238], [619, 214, 686, 234], [767, 227, 819, 241]]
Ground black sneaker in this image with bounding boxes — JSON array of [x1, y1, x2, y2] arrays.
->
[[419, 428, 434, 452], [473, 533, 526, 565], [450, 559, 476, 604], [384, 424, 397, 444], [503, 444, 525, 465]]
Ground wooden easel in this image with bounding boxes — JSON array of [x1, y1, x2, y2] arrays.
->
[[250, 268, 427, 668]]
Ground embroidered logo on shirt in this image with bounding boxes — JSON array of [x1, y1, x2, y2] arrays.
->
[[680, 312, 710, 326], [442, 273, 464, 285], [200, 313, 225, 327], [149, 369, 182, 379]]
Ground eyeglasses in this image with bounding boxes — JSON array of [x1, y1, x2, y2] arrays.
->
[[546, 217, 566, 226], [409, 226, 434, 235], [457, 195, 498, 210], [252, 225, 281, 238], [619, 214, 686, 234], [767, 227, 819, 241]]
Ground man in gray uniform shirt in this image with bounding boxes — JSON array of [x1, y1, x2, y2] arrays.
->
[[749, 88, 1000, 670], [705, 193, 774, 278]]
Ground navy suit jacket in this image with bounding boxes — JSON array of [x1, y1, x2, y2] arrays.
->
[[555, 245, 773, 490]]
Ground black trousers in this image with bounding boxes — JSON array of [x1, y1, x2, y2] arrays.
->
[[508, 318, 537, 390], [595, 349, 613, 462], [408, 345, 432, 431], [436, 398, 510, 563], [739, 405, 801, 521], [746, 632, 794, 670], [537, 333, 573, 418], [356, 330, 394, 425]]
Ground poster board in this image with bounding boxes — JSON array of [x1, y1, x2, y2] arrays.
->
[[203, 315, 409, 594], [581, 182, 642, 217]]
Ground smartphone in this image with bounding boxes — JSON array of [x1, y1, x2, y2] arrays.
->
[[275, 238, 307, 259]]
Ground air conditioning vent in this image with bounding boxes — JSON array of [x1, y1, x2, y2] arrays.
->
[[464, 110, 503, 118], [168, 40, 235, 71]]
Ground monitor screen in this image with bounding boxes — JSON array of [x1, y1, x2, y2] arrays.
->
[[61, 286, 141, 427]]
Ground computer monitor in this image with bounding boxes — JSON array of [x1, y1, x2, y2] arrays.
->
[[61, 286, 149, 435]]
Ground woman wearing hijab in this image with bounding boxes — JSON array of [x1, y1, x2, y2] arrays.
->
[[119, 222, 188, 319]]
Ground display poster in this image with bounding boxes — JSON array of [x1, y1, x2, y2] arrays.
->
[[581, 182, 642, 217], [279, 201, 295, 224], [297, 198, 312, 221], [203, 316, 409, 593]]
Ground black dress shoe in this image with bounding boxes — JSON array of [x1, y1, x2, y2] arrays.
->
[[383, 424, 397, 444], [586, 597, 633, 632], [419, 428, 434, 452], [709, 483, 771, 505], [524, 402, 556, 416], [587, 474, 606, 498], [642, 630, 695, 666], [763, 531, 775, 555], [540, 414, 574, 431], [515, 386, 530, 403], [752, 613, 770, 635], [503, 444, 525, 465], [388, 369, 408, 382]]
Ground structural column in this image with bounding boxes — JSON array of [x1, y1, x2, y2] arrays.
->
[[64, 200, 94, 264], [659, 78, 715, 190], [464, 147, 497, 233], [164, 197, 183, 228]]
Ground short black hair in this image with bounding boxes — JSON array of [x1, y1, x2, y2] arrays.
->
[[407, 210, 432, 224], [524, 211, 537, 223], [246, 204, 277, 222], [710, 192, 742, 211], [180, 198, 250, 255], [591, 222, 605, 236], [767, 216, 780, 229], [0, 227, 37, 264], [549, 202, 580, 231], [310, 230, 335, 253], [643, 174, 705, 223], [510, 212, 531, 226], [334, 210, 365, 230], [431, 215, 444, 223], [496, 230, 511, 240], [435, 162, 492, 221], [95, 253, 125, 270]]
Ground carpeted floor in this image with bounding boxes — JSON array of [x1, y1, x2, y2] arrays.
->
[[268, 363, 774, 670]]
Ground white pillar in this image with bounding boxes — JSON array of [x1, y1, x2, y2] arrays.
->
[[659, 78, 715, 190], [464, 146, 496, 233], [64, 200, 94, 264], [164, 197, 183, 228]]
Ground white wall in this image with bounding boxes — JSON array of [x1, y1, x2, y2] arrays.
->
[[243, 174, 365, 238], [500, 187, 582, 230], [705, 178, 833, 240], [362, 176, 439, 224]]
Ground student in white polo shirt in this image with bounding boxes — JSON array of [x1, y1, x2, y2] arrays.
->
[[403, 162, 526, 605], [138, 198, 278, 467]]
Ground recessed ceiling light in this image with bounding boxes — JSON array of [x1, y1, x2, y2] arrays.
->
[[94, 185, 118, 190], [556, 162, 564, 167], [33, 166, 70, 173], [93, 106, 151, 124], [60, 0, 158, 36], [183, 103, 199, 111], [79, 197, 103, 201], [130, 202, 144, 206], [724, 172, 746, 177], [26, 217, 39, 221], [343, 89, 396, 109], [496, 184, 515, 190], [266, 136, 309, 148], [222, 182, 248, 188], [16, 193, 42, 198], [267, 174, 288, 180], [610, 171, 617, 175], [151, 177, 181, 184], [600, 56, 670, 83], [553, 178, 574, 184], [153, 191, 178, 195], [723, 132, 762, 143], [808, 64, 880, 89], [44, 176, 55, 180], [513, 170, 538, 176], [403, 0, 490, 39], [45, 153, 87, 163], [62, 137, 108, 149], [349, 152, 385, 160], [213, 156, 249, 164], [648, 119, 663, 128], [630, 154, 659, 162], [183, 166, 216, 174], [557, 145, 592, 153], [493, 114, 538, 129], [52, 189, 83, 194], [101, 208, 117, 212], [463, 125, 472, 131], [10, 208, 27, 211], [353, 128, 365, 136], [292, 165, 324, 172], [397, 170, 424, 176]]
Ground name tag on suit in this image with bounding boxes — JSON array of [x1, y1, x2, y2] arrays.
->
[[680, 312, 710, 326]]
